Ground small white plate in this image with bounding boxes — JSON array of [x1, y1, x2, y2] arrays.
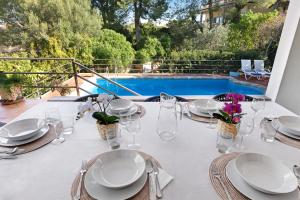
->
[[0, 118, 45, 141], [278, 116, 300, 136], [0, 125, 49, 147], [271, 120, 300, 140], [85, 167, 147, 200], [190, 99, 219, 113], [226, 159, 300, 200], [91, 150, 145, 189], [106, 104, 139, 117], [234, 153, 298, 194], [188, 103, 211, 117], [109, 99, 134, 113]]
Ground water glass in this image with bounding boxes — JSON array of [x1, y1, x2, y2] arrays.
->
[[125, 114, 141, 149], [45, 107, 64, 144], [61, 115, 75, 135], [216, 131, 235, 154], [106, 128, 121, 150], [260, 119, 277, 143], [235, 116, 254, 150], [251, 98, 265, 127]]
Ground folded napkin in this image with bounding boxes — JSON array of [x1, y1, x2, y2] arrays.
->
[[149, 168, 173, 200]]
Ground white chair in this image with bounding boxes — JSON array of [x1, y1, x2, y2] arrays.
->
[[241, 59, 255, 80], [254, 60, 271, 79]]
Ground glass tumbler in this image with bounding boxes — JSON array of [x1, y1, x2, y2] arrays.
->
[[260, 119, 277, 143], [216, 130, 235, 154]]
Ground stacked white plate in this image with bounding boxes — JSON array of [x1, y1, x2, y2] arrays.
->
[[188, 99, 219, 117], [106, 99, 138, 117], [272, 116, 300, 140], [225, 153, 299, 200], [0, 118, 49, 147], [84, 149, 147, 200]]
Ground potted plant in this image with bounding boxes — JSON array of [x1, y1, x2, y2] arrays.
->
[[213, 93, 245, 137], [0, 73, 24, 105], [92, 94, 119, 140]]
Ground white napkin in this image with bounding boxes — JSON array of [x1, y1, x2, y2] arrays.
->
[[149, 168, 174, 200]]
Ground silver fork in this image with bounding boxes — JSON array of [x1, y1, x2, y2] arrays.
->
[[211, 167, 232, 200], [74, 160, 88, 200]]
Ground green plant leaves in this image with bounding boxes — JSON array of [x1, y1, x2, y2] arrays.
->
[[92, 112, 119, 125]]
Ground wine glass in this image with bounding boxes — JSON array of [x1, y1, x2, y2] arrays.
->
[[235, 116, 254, 150], [45, 107, 65, 144], [125, 114, 141, 149], [251, 98, 265, 127], [206, 100, 217, 129]]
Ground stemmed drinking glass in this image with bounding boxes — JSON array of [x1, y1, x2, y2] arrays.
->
[[251, 98, 265, 127], [235, 116, 254, 150], [125, 114, 141, 149], [206, 100, 217, 129], [45, 107, 65, 144]]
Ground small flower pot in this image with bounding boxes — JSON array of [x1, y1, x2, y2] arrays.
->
[[0, 85, 24, 105], [217, 120, 240, 138], [96, 121, 118, 140]]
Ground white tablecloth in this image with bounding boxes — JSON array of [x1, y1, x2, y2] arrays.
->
[[1, 102, 300, 200]]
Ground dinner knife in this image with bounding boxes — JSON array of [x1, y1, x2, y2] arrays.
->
[[151, 160, 163, 199]]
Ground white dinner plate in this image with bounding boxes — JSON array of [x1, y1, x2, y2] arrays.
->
[[271, 120, 300, 140], [0, 118, 45, 141], [277, 116, 300, 136], [109, 99, 134, 113], [0, 125, 49, 147], [190, 99, 219, 113], [226, 159, 300, 200], [234, 153, 298, 194], [85, 167, 147, 200], [106, 104, 139, 117], [91, 150, 145, 189], [188, 103, 211, 117]]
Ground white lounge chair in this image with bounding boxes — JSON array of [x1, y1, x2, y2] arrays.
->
[[241, 59, 256, 80], [254, 60, 271, 79]]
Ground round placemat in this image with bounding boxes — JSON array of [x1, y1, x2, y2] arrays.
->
[[70, 151, 161, 200], [0, 126, 55, 155], [185, 112, 217, 123], [276, 132, 300, 149], [209, 152, 249, 200]]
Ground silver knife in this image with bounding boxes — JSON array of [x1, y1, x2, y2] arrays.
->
[[151, 159, 163, 199]]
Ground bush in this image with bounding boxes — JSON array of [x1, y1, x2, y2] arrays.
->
[[92, 29, 135, 70], [228, 11, 278, 51], [137, 37, 165, 60]]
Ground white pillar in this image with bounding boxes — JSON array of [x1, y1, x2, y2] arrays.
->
[[266, 0, 300, 100]]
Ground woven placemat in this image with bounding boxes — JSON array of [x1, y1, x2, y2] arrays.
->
[[185, 112, 217, 123], [14, 126, 55, 155], [262, 119, 300, 150], [70, 151, 161, 200], [276, 132, 300, 149], [209, 152, 249, 200]]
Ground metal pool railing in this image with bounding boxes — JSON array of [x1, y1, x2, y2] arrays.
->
[[0, 57, 142, 98]]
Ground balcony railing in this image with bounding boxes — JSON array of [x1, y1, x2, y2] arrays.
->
[[0, 57, 247, 98]]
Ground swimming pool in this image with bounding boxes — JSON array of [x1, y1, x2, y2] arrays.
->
[[90, 77, 266, 96]]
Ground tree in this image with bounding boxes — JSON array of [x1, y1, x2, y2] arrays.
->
[[91, 0, 129, 30], [92, 29, 135, 69], [0, 0, 102, 61], [131, 0, 169, 44], [228, 10, 278, 51]]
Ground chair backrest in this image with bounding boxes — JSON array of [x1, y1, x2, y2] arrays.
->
[[74, 94, 118, 102], [241, 59, 252, 71], [213, 93, 254, 102], [144, 95, 188, 102], [254, 60, 264, 71]]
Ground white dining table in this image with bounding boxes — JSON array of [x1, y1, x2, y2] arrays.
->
[[0, 101, 300, 200]]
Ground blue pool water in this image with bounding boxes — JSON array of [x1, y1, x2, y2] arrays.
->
[[91, 78, 265, 96]]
